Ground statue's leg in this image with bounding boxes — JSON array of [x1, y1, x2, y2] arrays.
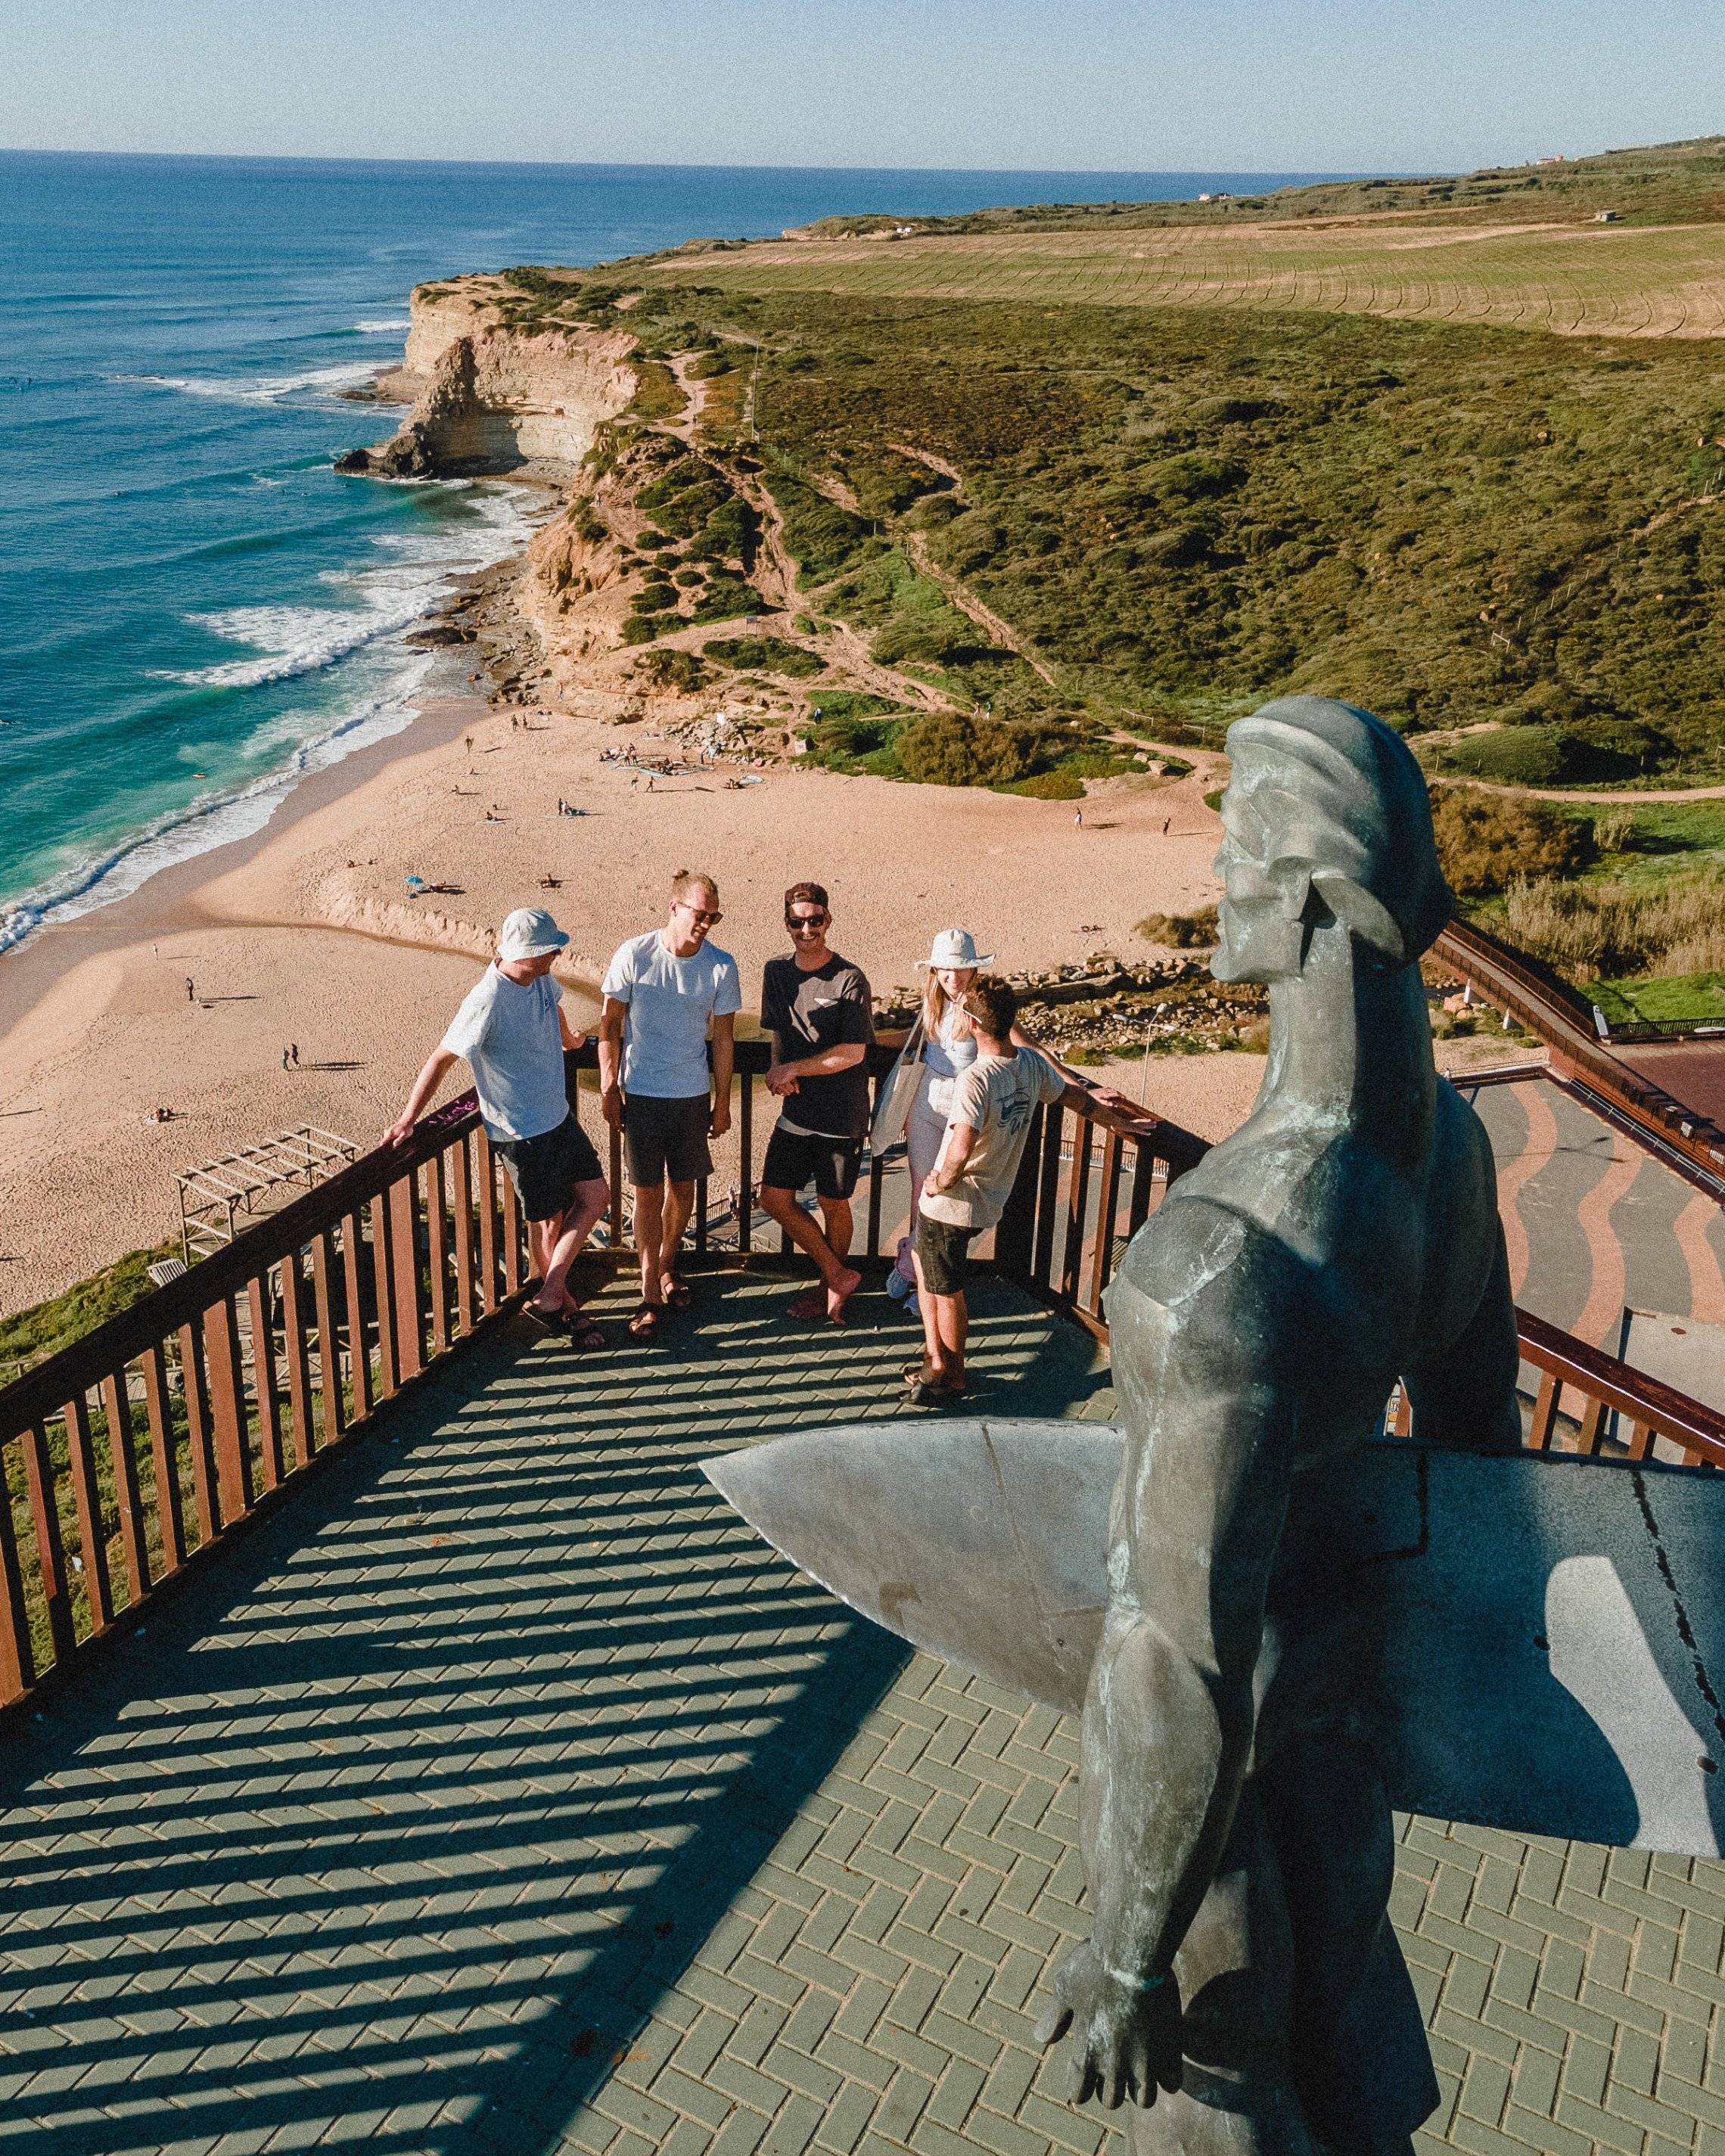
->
[[1124, 1780, 1319, 2156], [1255, 1733, 1438, 2155]]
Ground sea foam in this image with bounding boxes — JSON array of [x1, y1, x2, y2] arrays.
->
[[0, 484, 530, 956]]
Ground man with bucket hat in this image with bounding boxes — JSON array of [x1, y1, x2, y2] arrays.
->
[[387, 906, 610, 1346]]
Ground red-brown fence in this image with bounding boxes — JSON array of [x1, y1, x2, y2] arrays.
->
[[3, 1035, 1721, 1713]]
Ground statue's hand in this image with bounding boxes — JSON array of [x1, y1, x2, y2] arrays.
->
[[1033, 1939, 1183, 2111]]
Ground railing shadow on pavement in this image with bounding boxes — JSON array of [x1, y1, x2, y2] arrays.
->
[[0, 1267, 1109, 2156]]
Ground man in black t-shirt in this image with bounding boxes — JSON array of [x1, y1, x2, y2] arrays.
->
[[759, 881, 876, 1325]]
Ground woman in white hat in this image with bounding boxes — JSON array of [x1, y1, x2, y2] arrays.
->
[[887, 928, 993, 1303]]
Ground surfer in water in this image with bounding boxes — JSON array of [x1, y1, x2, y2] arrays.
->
[[1035, 697, 1522, 2153]]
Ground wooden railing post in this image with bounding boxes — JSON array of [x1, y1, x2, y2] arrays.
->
[[141, 1341, 185, 1574], [278, 1254, 315, 1470], [0, 1476, 33, 1702], [177, 1322, 218, 1547], [63, 1393, 113, 1634], [100, 1369, 150, 1605], [246, 1275, 284, 1492], [203, 1297, 253, 1526], [389, 1169, 425, 1381], [370, 1192, 399, 1400], [23, 1425, 74, 1667]]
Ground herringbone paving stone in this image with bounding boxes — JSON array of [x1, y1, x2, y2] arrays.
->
[[2, 1271, 1722, 2154]]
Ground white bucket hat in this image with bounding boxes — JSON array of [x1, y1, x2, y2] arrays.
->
[[916, 927, 994, 971], [498, 906, 570, 961]]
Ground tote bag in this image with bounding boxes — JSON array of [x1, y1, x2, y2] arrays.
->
[[869, 1017, 925, 1153]]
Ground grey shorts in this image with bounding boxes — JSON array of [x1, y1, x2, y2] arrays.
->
[[493, 1114, 604, 1222], [915, 1213, 978, 1297], [623, 1092, 712, 1187]]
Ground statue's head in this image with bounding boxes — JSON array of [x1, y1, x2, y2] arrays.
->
[[1211, 694, 1451, 983]]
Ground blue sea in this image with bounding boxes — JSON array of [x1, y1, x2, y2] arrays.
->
[[0, 152, 1361, 951]]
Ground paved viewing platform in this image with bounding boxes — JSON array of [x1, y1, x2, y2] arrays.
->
[[5, 1272, 1725, 2156]]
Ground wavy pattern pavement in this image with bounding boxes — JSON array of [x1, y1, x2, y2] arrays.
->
[[1472, 1078, 1725, 1344]]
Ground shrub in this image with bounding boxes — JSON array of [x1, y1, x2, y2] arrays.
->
[[1439, 725, 1568, 785], [634, 648, 709, 691], [621, 614, 670, 645], [896, 713, 1037, 787], [692, 577, 757, 624], [767, 473, 877, 584], [709, 636, 824, 677], [1136, 906, 1220, 948], [628, 359, 687, 423], [1430, 788, 1594, 899], [631, 581, 679, 614], [1501, 871, 1725, 983], [1000, 770, 1085, 799]]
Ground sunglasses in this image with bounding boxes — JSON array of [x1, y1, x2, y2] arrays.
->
[[679, 901, 723, 924], [787, 912, 829, 933]]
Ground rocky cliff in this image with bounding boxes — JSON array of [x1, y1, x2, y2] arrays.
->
[[339, 283, 637, 479]]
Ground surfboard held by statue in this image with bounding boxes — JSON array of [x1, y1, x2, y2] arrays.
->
[[703, 1418, 1725, 1859]]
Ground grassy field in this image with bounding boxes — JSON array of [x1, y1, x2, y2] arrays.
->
[[634, 219, 1725, 341], [787, 136, 1725, 238]]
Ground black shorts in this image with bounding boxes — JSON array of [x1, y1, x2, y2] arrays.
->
[[493, 1113, 603, 1222], [915, 1213, 978, 1297], [623, 1092, 713, 1187], [760, 1122, 864, 1203]]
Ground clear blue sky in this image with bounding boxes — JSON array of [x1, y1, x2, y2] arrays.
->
[[2, 0, 1720, 174]]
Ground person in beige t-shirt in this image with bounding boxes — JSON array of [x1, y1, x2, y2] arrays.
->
[[909, 974, 1100, 1406]]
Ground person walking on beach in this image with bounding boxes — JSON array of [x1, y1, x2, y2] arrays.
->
[[758, 882, 874, 1326], [908, 975, 1090, 1406], [387, 906, 609, 1347], [599, 871, 740, 1339]]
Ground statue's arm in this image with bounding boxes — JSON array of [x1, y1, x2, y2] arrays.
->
[[1038, 1230, 1297, 2108]]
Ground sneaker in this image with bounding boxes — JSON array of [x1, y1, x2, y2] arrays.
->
[[884, 1269, 912, 1303]]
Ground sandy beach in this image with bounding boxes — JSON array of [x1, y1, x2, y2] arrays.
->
[[0, 693, 1247, 1307]]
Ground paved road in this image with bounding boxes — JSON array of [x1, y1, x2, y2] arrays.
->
[[3, 1273, 1724, 2155], [1472, 1077, 1725, 1347]]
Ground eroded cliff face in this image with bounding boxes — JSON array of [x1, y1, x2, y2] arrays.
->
[[341, 284, 637, 479]]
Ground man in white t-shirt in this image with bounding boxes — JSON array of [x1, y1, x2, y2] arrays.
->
[[599, 870, 741, 1338], [910, 974, 1095, 1406], [387, 906, 609, 1346]]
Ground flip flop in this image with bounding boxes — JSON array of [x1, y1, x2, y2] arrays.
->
[[664, 1281, 694, 1312], [906, 1378, 966, 1409], [628, 1302, 665, 1340], [903, 1359, 965, 1393], [508, 1304, 563, 1343], [558, 1313, 606, 1352], [788, 1289, 828, 1323]]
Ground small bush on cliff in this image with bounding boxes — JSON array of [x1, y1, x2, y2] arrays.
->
[[766, 472, 878, 585], [622, 614, 677, 645], [635, 648, 709, 691], [1430, 787, 1594, 899], [629, 361, 687, 424], [692, 576, 757, 624], [709, 637, 824, 677]]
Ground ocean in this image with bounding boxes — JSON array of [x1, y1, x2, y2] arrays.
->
[[0, 151, 1358, 953]]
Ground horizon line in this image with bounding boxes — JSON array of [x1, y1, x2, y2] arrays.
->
[[0, 144, 1432, 182]]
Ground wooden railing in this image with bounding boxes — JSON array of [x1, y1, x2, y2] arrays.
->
[[1436, 916, 1725, 1185], [2, 1032, 1721, 1713]]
